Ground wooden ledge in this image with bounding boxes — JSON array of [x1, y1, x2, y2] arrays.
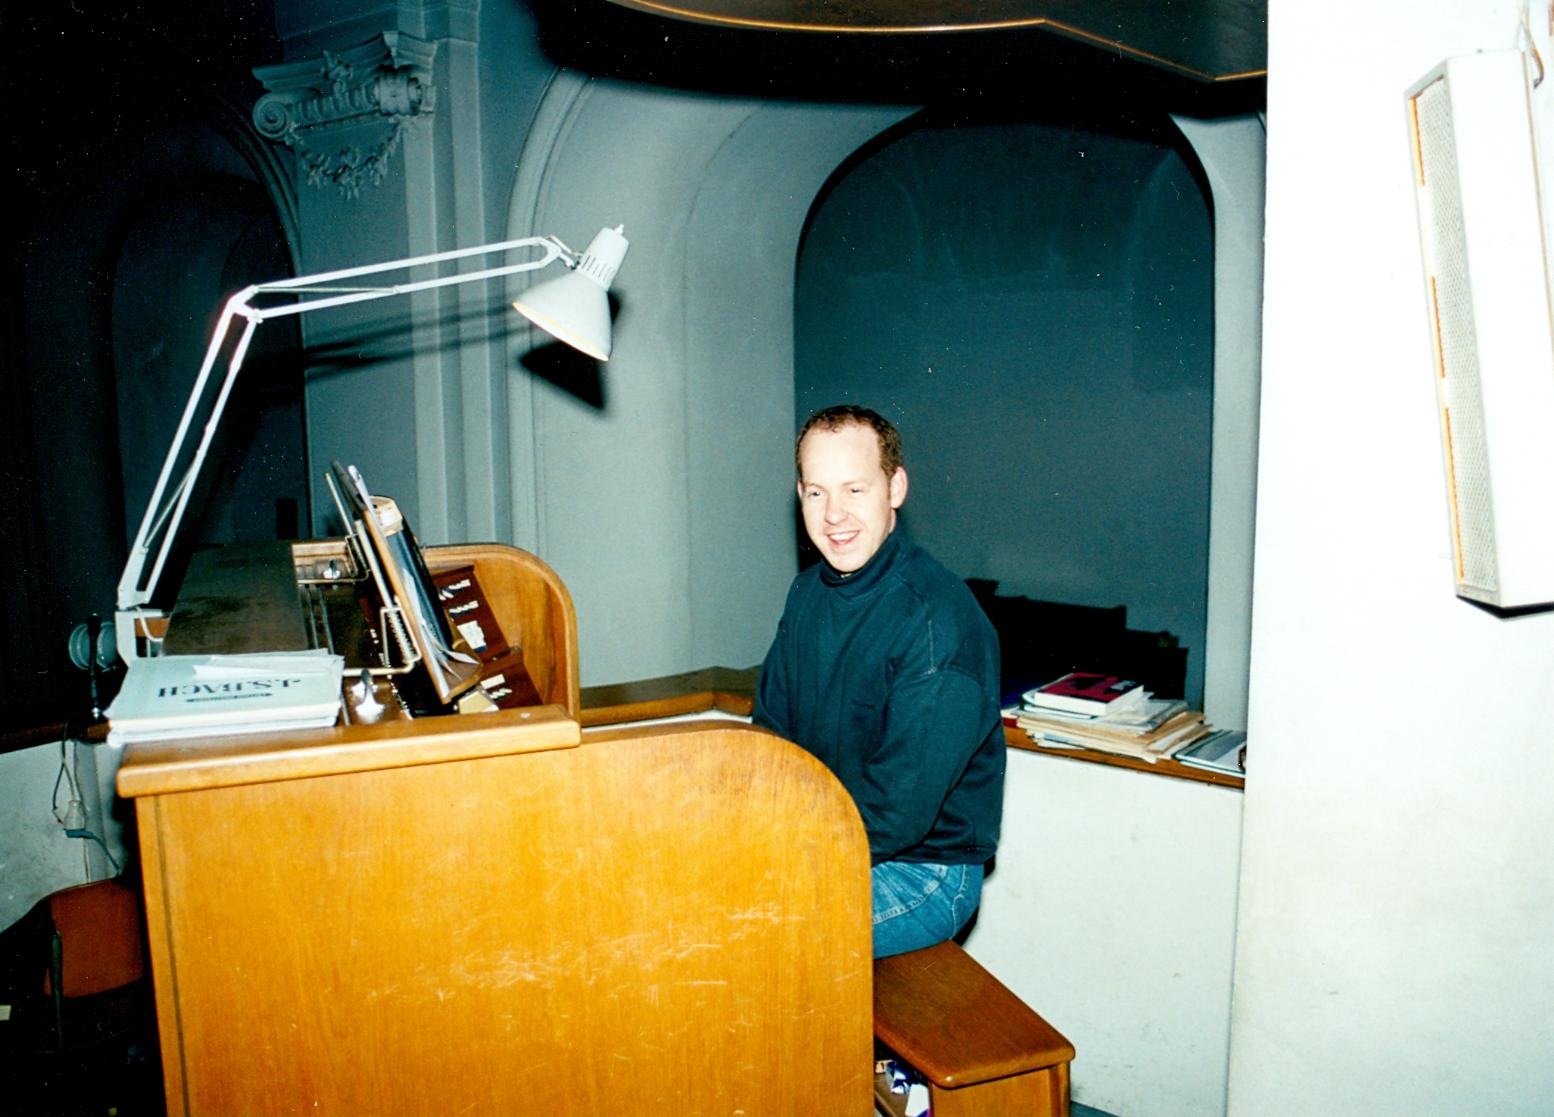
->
[[1, 716, 110, 755], [116, 704, 580, 798], [579, 665, 756, 727], [1004, 725, 1245, 789]]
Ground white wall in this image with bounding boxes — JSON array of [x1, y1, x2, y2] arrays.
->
[[0, 741, 125, 931], [1230, 2, 1554, 1113], [967, 752, 1243, 1117], [507, 75, 909, 684]]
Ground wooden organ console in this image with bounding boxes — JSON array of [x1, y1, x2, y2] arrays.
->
[[115, 540, 874, 1116]]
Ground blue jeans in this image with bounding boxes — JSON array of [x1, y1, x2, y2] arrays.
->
[[870, 860, 982, 959]]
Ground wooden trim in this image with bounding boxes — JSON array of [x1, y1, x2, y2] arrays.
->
[[602, 1, 1267, 83], [116, 705, 580, 798], [579, 666, 757, 727], [0, 717, 109, 754]]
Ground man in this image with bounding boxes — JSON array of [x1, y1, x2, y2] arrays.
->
[[753, 405, 1005, 958]]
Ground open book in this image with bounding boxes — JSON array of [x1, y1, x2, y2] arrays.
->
[[328, 461, 482, 707]]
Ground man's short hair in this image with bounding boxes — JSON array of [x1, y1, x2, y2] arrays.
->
[[796, 405, 904, 481]]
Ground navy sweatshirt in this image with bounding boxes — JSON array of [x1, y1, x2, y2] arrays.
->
[[752, 531, 1005, 865]]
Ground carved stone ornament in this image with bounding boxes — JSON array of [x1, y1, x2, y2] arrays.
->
[[252, 32, 438, 200]]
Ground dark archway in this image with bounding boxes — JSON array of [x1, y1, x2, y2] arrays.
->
[[112, 175, 305, 585], [795, 109, 1215, 705], [1, 2, 287, 736]]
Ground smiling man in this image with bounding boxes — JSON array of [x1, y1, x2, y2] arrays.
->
[[752, 404, 1005, 958]]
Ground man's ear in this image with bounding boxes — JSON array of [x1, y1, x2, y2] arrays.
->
[[889, 466, 908, 509]]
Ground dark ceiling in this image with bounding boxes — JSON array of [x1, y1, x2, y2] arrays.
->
[[600, 0, 1267, 83]]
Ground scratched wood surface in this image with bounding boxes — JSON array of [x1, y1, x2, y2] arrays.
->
[[128, 721, 874, 1116]]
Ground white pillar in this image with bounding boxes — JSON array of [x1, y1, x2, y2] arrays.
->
[[1172, 113, 1267, 731]]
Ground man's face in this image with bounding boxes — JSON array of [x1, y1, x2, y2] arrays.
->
[[796, 422, 908, 574]]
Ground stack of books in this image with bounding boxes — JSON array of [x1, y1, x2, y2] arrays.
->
[[106, 650, 345, 746], [1174, 729, 1247, 775], [1005, 671, 1214, 764]]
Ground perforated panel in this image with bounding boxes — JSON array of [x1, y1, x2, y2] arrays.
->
[[1411, 76, 1499, 595]]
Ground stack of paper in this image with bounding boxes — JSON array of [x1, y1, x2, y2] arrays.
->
[[1005, 674, 1212, 763], [107, 650, 344, 746]]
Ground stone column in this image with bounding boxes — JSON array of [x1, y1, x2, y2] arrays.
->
[[254, 2, 497, 545]]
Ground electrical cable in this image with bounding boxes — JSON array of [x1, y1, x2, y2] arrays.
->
[[62, 828, 122, 876], [50, 712, 85, 827], [49, 706, 123, 876]]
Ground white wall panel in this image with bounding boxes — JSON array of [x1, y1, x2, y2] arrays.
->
[[1231, 3, 1554, 1113], [968, 750, 1243, 1117]]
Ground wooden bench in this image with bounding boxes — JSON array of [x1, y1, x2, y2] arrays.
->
[[873, 940, 1075, 1117]]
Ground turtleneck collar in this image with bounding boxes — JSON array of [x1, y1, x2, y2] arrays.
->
[[819, 528, 908, 599]]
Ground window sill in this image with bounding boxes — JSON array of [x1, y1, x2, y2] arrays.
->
[[580, 666, 1244, 792], [1003, 726, 1243, 790]]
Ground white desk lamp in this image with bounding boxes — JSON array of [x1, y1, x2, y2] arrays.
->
[[114, 225, 629, 664]]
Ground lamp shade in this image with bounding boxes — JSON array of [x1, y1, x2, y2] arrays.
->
[[512, 225, 629, 361]]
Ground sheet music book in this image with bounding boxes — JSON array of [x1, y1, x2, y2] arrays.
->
[[107, 650, 344, 745]]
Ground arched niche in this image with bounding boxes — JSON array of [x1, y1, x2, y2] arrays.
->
[[113, 174, 304, 566], [793, 109, 1216, 709], [6, 59, 300, 722]]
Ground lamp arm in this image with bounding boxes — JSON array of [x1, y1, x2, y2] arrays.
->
[[117, 290, 260, 613], [248, 234, 571, 299], [246, 244, 570, 321], [113, 235, 582, 658], [139, 312, 263, 609]]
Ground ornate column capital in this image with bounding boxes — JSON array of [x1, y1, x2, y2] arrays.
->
[[252, 31, 438, 200]]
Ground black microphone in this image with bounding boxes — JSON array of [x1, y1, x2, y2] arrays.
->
[[86, 613, 103, 720]]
